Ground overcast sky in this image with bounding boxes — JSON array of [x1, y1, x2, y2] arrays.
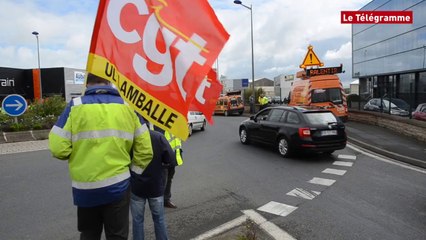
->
[[0, 0, 370, 87]]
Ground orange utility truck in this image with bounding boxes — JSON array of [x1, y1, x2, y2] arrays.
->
[[214, 90, 244, 116], [288, 65, 348, 121]]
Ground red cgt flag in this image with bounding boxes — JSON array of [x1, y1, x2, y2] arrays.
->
[[86, 0, 229, 140], [189, 68, 223, 124]]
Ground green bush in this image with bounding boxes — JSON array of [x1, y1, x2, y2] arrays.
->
[[0, 96, 66, 132]]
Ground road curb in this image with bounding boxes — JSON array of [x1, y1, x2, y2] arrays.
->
[[1, 129, 50, 143], [347, 136, 426, 169]]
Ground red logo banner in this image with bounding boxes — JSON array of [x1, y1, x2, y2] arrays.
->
[[189, 68, 223, 124], [87, 0, 229, 140]]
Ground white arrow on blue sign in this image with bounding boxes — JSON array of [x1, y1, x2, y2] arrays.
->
[[1, 94, 28, 117]]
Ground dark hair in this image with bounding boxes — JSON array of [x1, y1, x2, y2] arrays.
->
[[86, 73, 110, 85]]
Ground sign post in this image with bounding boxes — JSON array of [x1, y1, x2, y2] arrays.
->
[[1, 94, 28, 117]]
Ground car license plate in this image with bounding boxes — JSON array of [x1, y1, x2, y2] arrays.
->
[[321, 130, 337, 136]]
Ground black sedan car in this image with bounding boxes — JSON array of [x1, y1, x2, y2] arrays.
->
[[239, 106, 347, 157]]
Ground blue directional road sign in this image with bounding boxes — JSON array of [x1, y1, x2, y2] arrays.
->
[[2, 94, 28, 117], [242, 78, 249, 88]]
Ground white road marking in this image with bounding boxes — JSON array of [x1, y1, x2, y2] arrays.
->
[[190, 215, 247, 240], [287, 188, 321, 200], [338, 154, 357, 160], [191, 209, 298, 240], [322, 168, 347, 176], [308, 177, 336, 186], [242, 209, 296, 240], [333, 161, 353, 167], [257, 201, 298, 217], [347, 143, 426, 174]]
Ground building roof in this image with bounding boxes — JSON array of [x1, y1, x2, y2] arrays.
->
[[254, 78, 274, 87]]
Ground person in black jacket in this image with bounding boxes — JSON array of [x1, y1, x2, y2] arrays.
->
[[130, 128, 176, 240]]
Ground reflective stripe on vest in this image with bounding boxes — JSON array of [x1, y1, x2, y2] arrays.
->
[[51, 125, 71, 140], [130, 164, 144, 175], [72, 129, 134, 142], [51, 123, 148, 143], [71, 171, 130, 190]]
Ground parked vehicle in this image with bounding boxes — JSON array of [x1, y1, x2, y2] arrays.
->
[[412, 103, 426, 121], [363, 98, 410, 116], [288, 70, 348, 121], [214, 91, 244, 116], [271, 96, 282, 104], [187, 111, 206, 136], [239, 106, 347, 157]]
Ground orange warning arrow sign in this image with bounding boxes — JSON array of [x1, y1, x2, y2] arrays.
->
[[299, 45, 324, 68]]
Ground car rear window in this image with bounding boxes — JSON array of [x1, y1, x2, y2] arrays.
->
[[304, 112, 337, 125]]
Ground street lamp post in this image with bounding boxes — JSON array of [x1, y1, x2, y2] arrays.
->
[[32, 31, 42, 99], [234, 0, 255, 111]]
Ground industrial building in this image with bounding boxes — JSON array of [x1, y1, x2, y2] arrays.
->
[[0, 67, 85, 103], [352, 0, 426, 109]]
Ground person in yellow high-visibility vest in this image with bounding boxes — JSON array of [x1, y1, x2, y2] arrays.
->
[[259, 94, 269, 111], [153, 125, 182, 208], [49, 74, 153, 239]]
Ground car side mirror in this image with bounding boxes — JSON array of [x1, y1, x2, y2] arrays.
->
[[250, 115, 255, 121]]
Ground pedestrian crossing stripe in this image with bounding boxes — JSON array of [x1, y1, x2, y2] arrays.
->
[[287, 188, 321, 200], [338, 154, 357, 160], [257, 201, 298, 217], [308, 177, 336, 186], [333, 161, 353, 167], [322, 168, 347, 176]]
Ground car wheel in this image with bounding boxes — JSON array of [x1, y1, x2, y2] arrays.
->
[[224, 110, 228, 117], [277, 136, 291, 157], [188, 124, 193, 137], [201, 120, 206, 131], [239, 127, 249, 144]]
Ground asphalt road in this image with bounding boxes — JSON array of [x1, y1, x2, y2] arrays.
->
[[0, 115, 425, 239]]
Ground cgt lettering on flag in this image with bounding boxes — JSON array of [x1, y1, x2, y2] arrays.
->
[[87, 0, 230, 140], [190, 68, 222, 123]]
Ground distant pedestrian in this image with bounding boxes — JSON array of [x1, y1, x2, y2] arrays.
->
[[284, 97, 289, 104], [249, 95, 255, 114], [48, 73, 153, 240]]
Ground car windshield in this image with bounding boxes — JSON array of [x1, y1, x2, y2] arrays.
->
[[304, 112, 338, 125], [311, 88, 342, 104], [381, 100, 398, 109], [230, 97, 242, 104], [386, 99, 409, 110]]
